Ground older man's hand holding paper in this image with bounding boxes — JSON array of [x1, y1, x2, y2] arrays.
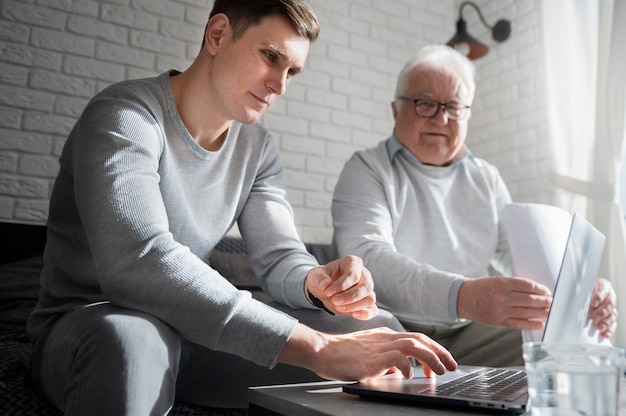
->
[[502, 202, 616, 344]]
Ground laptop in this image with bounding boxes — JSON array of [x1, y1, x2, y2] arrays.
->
[[343, 213, 606, 413]]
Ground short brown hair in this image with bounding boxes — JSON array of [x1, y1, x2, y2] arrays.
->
[[207, 0, 320, 42]]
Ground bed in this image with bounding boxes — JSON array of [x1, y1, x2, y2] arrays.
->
[[0, 222, 333, 415]]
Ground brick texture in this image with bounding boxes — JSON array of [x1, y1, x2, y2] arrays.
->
[[0, 0, 552, 243]]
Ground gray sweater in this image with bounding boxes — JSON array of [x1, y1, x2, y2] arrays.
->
[[27, 72, 319, 368], [332, 136, 513, 331]]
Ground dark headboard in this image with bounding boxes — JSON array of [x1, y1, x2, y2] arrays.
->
[[0, 222, 47, 265]]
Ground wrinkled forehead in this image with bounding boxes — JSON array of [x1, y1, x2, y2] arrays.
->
[[404, 64, 473, 103]]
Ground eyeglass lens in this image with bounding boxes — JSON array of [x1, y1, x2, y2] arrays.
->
[[415, 100, 467, 120]]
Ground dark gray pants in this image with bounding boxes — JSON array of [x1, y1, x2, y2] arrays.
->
[[31, 302, 404, 415]]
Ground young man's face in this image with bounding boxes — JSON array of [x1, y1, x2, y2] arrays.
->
[[209, 14, 310, 125], [391, 68, 471, 166]]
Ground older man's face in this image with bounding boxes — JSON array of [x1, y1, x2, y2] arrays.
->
[[391, 68, 471, 166]]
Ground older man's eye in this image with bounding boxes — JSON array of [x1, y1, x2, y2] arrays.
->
[[416, 100, 437, 111], [446, 103, 465, 111]]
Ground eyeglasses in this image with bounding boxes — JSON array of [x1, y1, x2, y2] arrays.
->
[[397, 97, 471, 121]]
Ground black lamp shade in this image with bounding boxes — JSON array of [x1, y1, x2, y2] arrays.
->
[[445, 1, 511, 60], [447, 18, 489, 60]]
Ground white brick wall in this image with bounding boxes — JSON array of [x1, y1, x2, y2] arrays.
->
[[466, 0, 552, 208], [0, 0, 551, 243]]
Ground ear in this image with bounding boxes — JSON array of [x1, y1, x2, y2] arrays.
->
[[391, 100, 399, 120], [204, 13, 230, 55]]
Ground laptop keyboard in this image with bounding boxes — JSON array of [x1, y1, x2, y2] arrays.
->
[[426, 368, 527, 402]]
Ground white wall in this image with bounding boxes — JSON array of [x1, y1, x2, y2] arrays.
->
[[464, 1, 552, 206], [0, 0, 551, 243]]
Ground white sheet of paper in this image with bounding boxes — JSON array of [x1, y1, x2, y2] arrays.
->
[[503, 203, 571, 342]]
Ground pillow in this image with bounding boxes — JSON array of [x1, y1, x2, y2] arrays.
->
[[208, 251, 258, 290], [0, 255, 43, 335]]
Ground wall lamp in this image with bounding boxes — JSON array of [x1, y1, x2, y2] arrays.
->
[[446, 1, 511, 60]]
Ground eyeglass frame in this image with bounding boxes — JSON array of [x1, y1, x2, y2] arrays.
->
[[397, 96, 471, 121]]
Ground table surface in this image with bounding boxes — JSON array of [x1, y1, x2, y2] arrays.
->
[[248, 380, 529, 416], [249, 368, 626, 416]]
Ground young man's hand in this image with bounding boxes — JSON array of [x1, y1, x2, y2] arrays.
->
[[279, 325, 458, 381], [305, 256, 378, 320]]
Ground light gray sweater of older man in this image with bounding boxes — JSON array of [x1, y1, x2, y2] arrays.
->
[[332, 135, 513, 332]]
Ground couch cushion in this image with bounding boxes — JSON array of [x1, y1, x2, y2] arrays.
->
[[208, 251, 257, 290], [0, 255, 42, 336]]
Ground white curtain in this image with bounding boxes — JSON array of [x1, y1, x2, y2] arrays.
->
[[539, 0, 626, 346]]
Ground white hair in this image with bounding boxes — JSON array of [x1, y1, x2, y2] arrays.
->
[[395, 45, 476, 103]]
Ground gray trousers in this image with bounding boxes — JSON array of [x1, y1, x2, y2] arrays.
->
[[30, 302, 404, 415], [407, 321, 524, 367]]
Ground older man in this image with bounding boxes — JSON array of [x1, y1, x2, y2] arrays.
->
[[332, 45, 618, 366]]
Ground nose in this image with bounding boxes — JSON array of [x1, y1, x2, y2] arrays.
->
[[267, 70, 288, 96], [431, 103, 449, 125]]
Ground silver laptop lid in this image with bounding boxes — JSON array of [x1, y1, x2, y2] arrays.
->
[[542, 213, 605, 343]]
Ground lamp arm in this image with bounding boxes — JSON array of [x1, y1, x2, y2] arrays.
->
[[459, 0, 494, 30]]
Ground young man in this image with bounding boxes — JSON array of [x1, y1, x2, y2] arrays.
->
[[27, 2, 457, 414], [332, 44, 618, 367]]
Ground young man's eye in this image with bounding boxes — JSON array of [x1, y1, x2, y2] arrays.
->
[[263, 51, 277, 63]]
